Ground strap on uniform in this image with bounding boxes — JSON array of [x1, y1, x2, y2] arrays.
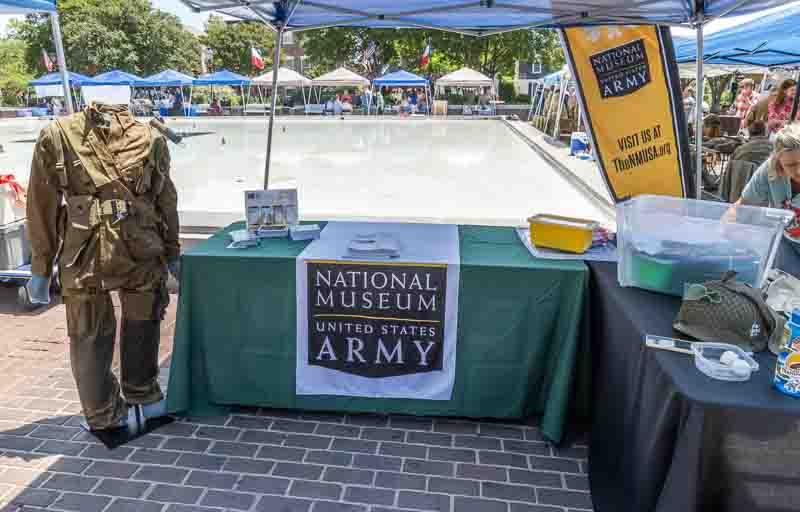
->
[[89, 199, 130, 227], [49, 122, 68, 189]]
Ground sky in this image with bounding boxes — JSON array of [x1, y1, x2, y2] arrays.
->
[[0, 1, 798, 39]]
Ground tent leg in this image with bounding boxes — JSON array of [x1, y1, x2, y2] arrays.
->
[[553, 80, 566, 138], [264, 26, 284, 189], [695, 21, 705, 200], [791, 69, 800, 123], [50, 11, 73, 115]]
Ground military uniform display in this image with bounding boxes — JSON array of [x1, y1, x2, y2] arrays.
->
[[27, 103, 179, 430]]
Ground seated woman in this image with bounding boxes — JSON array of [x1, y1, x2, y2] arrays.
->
[[208, 98, 223, 116], [767, 79, 799, 136], [734, 123, 800, 209]]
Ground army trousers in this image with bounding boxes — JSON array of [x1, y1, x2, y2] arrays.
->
[[64, 283, 168, 430]]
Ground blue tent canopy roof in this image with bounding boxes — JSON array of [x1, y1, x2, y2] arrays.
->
[[87, 70, 144, 86], [194, 70, 251, 86], [30, 71, 91, 86], [180, 0, 789, 33], [373, 70, 428, 87], [140, 69, 196, 87], [674, 4, 800, 66], [0, 0, 55, 14]]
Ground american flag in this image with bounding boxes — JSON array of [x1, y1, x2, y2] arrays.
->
[[363, 40, 377, 66]]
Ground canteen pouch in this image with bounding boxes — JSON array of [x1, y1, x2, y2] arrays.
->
[[674, 271, 784, 353]]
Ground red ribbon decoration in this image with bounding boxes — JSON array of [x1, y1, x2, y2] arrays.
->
[[0, 175, 27, 207]]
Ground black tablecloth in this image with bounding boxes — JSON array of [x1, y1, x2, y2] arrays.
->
[[588, 260, 800, 512]]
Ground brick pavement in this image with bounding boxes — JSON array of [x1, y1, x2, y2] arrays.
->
[[0, 285, 593, 512]]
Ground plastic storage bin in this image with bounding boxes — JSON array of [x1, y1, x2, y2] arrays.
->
[[617, 195, 792, 296], [528, 214, 597, 254], [0, 220, 30, 271]]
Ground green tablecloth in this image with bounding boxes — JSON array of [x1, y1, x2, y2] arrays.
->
[[167, 223, 589, 442]]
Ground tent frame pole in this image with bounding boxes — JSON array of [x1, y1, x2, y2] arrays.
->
[[553, 78, 566, 138], [264, 26, 284, 189], [50, 11, 73, 115], [695, 19, 705, 200], [791, 69, 800, 123]]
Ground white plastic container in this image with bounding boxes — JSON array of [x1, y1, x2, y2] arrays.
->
[[0, 220, 30, 271], [617, 195, 792, 296], [693, 342, 759, 382]]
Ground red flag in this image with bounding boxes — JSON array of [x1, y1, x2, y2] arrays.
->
[[41, 49, 54, 73], [251, 47, 265, 70], [420, 43, 431, 67]]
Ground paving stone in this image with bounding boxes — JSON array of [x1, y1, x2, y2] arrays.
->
[[528, 456, 581, 474], [147, 484, 203, 504], [372, 509, 419, 512], [236, 475, 291, 494], [94, 478, 151, 499], [186, 470, 238, 490], [565, 475, 589, 491], [81, 445, 135, 461], [107, 497, 166, 512], [29, 425, 81, 440], [524, 428, 546, 442], [331, 438, 378, 454], [313, 502, 368, 512], [479, 451, 528, 468], [286, 434, 333, 449], [151, 422, 197, 437], [454, 436, 503, 451], [428, 477, 480, 496], [256, 445, 306, 462], [306, 450, 353, 467], [273, 462, 324, 480], [194, 426, 240, 441], [509, 469, 563, 488], [479, 424, 525, 440], [388, 416, 433, 431], [260, 409, 301, 420], [509, 504, 563, 512], [163, 505, 219, 512], [453, 496, 508, 512], [255, 495, 312, 512], [380, 442, 427, 459], [300, 412, 346, 423], [132, 466, 189, 485], [354, 454, 402, 472], [503, 440, 549, 456], [315, 423, 361, 438], [456, 464, 507, 482], [271, 419, 317, 434], [0, 435, 42, 452], [483, 482, 537, 503], [41, 473, 99, 492], [290, 480, 342, 500], [403, 459, 454, 477], [406, 431, 452, 447], [551, 445, 588, 460], [208, 440, 257, 457], [241, 429, 287, 445], [537, 488, 593, 509], [344, 485, 395, 505], [130, 449, 181, 466], [346, 414, 388, 427], [361, 428, 406, 442], [323, 467, 374, 485], [227, 415, 271, 430], [375, 471, 427, 491], [397, 490, 451, 512], [201, 489, 256, 510], [52, 492, 111, 512], [34, 440, 87, 456], [428, 447, 476, 463], [3, 488, 59, 507], [174, 453, 226, 471], [223, 457, 274, 475], [85, 461, 140, 479], [47, 456, 93, 474], [161, 438, 211, 453], [434, 421, 477, 435]]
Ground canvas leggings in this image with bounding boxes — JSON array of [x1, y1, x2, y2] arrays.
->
[[64, 283, 168, 430]]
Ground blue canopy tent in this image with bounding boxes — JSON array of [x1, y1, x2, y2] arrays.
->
[[29, 71, 91, 86], [193, 70, 252, 115], [373, 70, 430, 115], [181, 0, 791, 194], [140, 70, 197, 116], [1, 0, 74, 113], [88, 70, 144, 86]]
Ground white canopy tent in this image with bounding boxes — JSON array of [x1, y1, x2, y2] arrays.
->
[[310, 67, 370, 103], [251, 67, 312, 114], [435, 67, 496, 115]]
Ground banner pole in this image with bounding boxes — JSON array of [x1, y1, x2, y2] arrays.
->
[[264, 27, 284, 189], [50, 11, 73, 115], [694, 19, 705, 200]]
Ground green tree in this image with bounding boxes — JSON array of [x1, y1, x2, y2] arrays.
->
[[297, 28, 398, 78], [0, 38, 34, 106], [10, 0, 201, 77], [200, 16, 276, 75]]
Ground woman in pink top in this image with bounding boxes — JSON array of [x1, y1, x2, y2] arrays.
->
[[768, 79, 799, 134]]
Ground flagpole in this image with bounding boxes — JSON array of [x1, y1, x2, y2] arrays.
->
[[264, 28, 284, 189], [50, 11, 73, 115]]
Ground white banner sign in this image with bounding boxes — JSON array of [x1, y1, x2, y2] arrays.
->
[[296, 222, 460, 400]]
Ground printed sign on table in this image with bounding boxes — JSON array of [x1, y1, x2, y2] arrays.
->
[[560, 25, 692, 201]]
